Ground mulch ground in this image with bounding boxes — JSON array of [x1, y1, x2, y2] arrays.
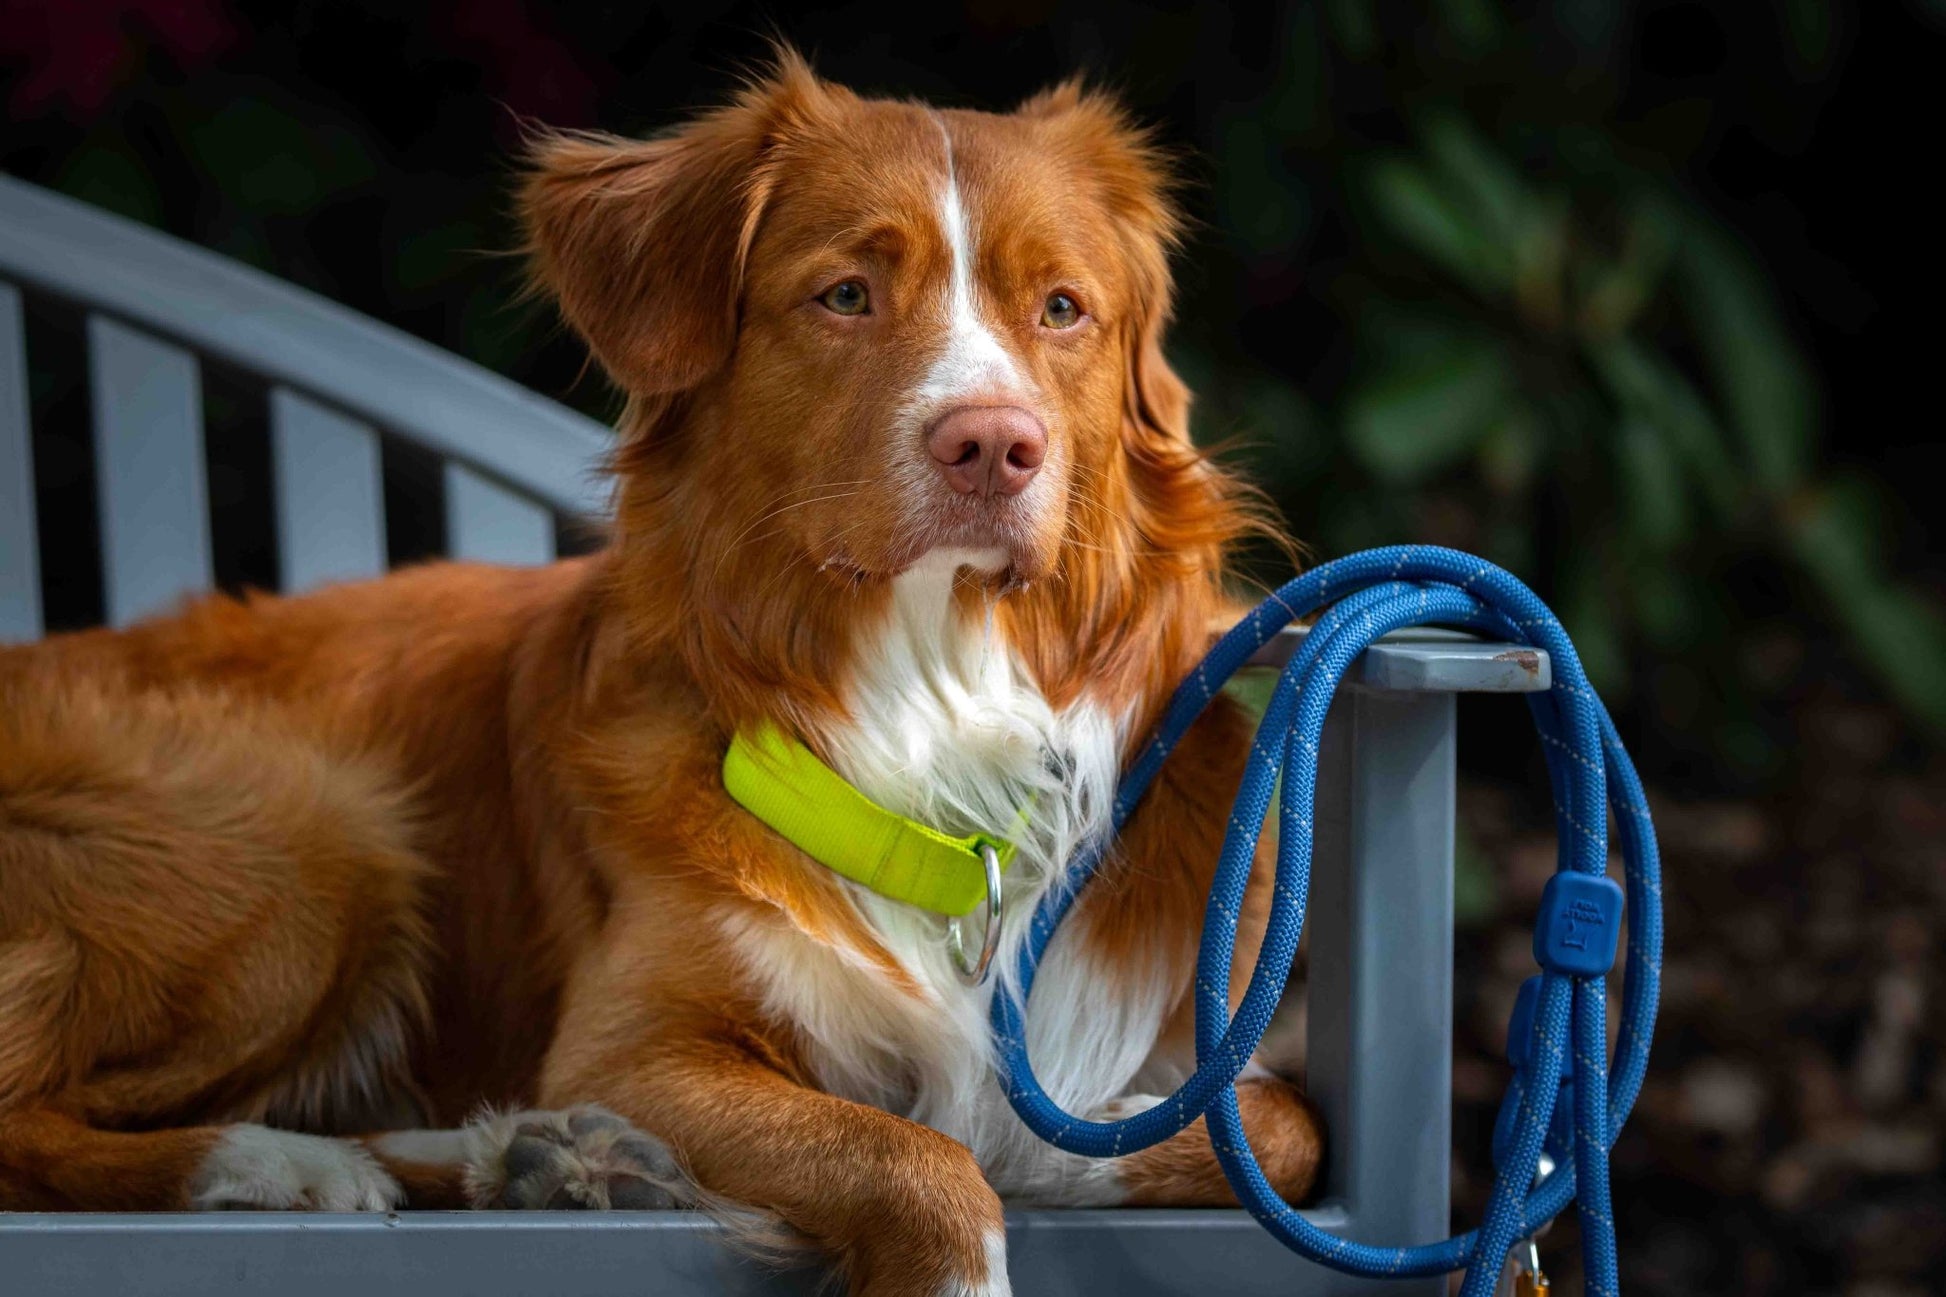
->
[[1448, 697, 1946, 1295]]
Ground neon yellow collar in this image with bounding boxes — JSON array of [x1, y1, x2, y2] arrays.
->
[[723, 726, 1016, 917]]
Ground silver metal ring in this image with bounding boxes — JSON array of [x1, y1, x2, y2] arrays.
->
[[947, 843, 1003, 986]]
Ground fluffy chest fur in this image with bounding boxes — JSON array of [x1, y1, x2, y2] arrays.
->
[[721, 552, 1176, 1200]]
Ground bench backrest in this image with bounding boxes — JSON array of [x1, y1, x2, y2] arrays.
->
[[0, 175, 610, 642]]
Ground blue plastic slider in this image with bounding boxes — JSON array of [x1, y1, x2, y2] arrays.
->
[[1534, 873, 1625, 977]]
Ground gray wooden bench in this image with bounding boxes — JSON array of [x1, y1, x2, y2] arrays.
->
[[0, 174, 1549, 1296]]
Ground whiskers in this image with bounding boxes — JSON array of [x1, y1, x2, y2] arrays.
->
[[707, 479, 871, 586]]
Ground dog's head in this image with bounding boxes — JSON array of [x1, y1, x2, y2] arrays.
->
[[524, 50, 1268, 721]]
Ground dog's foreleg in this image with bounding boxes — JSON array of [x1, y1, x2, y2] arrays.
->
[[543, 1029, 1010, 1297], [0, 1106, 402, 1211]]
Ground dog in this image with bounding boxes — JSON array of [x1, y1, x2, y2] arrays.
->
[[0, 49, 1323, 1296]]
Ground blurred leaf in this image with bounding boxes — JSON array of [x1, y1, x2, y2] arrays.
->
[[1782, 0, 1836, 72], [1673, 217, 1817, 497], [1615, 414, 1690, 551], [1432, 0, 1503, 53], [1325, 0, 1379, 60], [56, 142, 163, 227], [1786, 481, 1946, 731], [1511, 192, 1570, 330], [1627, 560, 1697, 650], [1576, 194, 1676, 338], [1559, 545, 1627, 694], [1344, 340, 1514, 483], [1421, 115, 1564, 316], [1586, 335, 1743, 519], [1421, 113, 1531, 246], [1348, 303, 1479, 368], [1365, 156, 1512, 299], [1454, 824, 1499, 927], [1416, 115, 1566, 325], [1477, 406, 1543, 496], [1234, 376, 1324, 498]]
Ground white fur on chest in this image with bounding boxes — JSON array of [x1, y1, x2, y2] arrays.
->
[[722, 551, 1175, 1202]]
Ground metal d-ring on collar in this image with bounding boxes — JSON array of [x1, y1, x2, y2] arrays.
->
[[948, 842, 1004, 985]]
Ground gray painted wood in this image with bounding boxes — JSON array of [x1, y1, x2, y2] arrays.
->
[[0, 281, 39, 641], [444, 462, 555, 566], [270, 387, 386, 592], [0, 175, 609, 518], [87, 315, 212, 627], [0, 1205, 1423, 1297], [1307, 688, 1455, 1283], [1251, 624, 1551, 694]]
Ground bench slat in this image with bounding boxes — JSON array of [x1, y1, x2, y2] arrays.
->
[[444, 462, 555, 566], [0, 282, 40, 642], [270, 387, 386, 593], [88, 316, 212, 627]]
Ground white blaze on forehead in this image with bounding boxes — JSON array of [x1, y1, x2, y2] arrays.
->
[[921, 117, 1025, 406]]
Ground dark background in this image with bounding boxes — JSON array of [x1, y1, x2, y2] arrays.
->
[[3, 3, 1943, 1293]]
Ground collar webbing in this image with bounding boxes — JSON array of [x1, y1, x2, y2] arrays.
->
[[723, 726, 1016, 918]]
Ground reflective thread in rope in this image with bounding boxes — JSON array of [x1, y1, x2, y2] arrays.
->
[[990, 546, 1662, 1294]]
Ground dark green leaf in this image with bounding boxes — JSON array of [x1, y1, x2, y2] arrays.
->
[[1420, 113, 1532, 253], [1576, 195, 1676, 338], [1586, 335, 1743, 518], [1344, 342, 1514, 483], [1477, 406, 1543, 496], [1559, 545, 1628, 694], [1432, 0, 1504, 53], [1326, 0, 1379, 60], [1785, 484, 1946, 731], [1673, 216, 1816, 497], [1365, 157, 1511, 298], [1615, 414, 1690, 551]]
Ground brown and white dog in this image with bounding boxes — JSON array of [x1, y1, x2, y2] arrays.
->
[[0, 51, 1322, 1296]]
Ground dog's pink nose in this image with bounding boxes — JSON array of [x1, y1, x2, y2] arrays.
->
[[926, 406, 1047, 498]]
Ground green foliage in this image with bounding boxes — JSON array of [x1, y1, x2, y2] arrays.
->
[[1344, 336, 1513, 483], [1193, 3, 1946, 766]]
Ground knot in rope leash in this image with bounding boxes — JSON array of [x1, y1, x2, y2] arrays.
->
[[991, 546, 1662, 1295]]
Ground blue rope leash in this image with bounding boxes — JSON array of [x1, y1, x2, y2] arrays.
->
[[991, 546, 1662, 1293]]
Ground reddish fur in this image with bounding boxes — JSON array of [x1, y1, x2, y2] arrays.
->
[[0, 48, 1318, 1293]]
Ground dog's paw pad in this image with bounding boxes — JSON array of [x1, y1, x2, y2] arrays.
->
[[473, 1106, 686, 1211]]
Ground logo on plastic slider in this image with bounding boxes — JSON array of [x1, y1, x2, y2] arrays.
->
[[1534, 873, 1625, 977]]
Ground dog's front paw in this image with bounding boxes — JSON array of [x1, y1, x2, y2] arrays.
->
[[465, 1105, 688, 1210], [192, 1125, 403, 1211]]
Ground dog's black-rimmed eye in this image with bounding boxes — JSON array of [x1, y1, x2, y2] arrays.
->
[[820, 280, 870, 316], [1041, 291, 1083, 329]]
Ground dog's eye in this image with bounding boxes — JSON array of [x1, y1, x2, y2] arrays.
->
[[820, 280, 870, 316], [1041, 292, 1083, 329]]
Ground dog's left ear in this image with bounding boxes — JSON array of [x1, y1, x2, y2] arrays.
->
[[520, 49, 834, 396], [1125, 284, 1191, 448], [1019, 80, 1192, 449]]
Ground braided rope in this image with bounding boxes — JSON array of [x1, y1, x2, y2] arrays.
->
[[991, 546, 1662, 1291]]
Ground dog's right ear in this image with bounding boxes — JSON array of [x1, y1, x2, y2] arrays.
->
[[519, 52, 830, 396]]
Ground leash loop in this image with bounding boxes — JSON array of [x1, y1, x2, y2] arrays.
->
[[990, 546, 1662, 1293], [948, 842, 1004, 985]]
